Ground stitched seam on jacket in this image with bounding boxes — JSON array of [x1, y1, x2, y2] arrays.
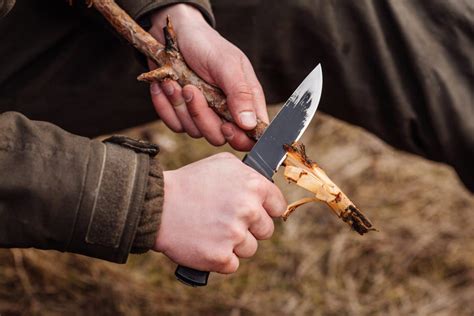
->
[[64, 142, 103, 251], [87, 144, 108, 229], [85, 144, 138, 248]]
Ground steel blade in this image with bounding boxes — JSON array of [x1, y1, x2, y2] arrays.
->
[[243, 64, 323, 179]]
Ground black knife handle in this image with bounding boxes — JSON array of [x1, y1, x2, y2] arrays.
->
[[175, 154, 275, 287], [175, 266, 209, 287]]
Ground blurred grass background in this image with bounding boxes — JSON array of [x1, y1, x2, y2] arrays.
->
[[0, 109, 473, 315]]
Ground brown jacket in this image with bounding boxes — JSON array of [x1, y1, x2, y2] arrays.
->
[[0, 0, 212, 263]]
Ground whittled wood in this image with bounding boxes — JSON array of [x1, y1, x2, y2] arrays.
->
[[89, 0, 267, 140], [282, 143, 376, 235]]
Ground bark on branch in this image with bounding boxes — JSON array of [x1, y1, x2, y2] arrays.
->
[[89, 0, 267, 140]]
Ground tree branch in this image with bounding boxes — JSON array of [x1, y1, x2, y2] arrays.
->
[[89, 0, 267, 140]]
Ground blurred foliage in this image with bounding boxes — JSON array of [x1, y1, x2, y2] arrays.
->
[[1, 111, 473, 315]]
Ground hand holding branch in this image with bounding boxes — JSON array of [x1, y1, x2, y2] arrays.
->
[[91, 0, 268, 151]]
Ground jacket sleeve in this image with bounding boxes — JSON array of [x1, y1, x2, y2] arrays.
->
[[0, 112, 162, 263], [117, 0, 215, 26]]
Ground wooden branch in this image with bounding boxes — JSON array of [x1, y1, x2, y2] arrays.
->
[[89, 0, 267, 140], [282, 143, 376, 235]]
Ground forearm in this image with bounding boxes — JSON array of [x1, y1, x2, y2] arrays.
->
[[0, 112, 162, 262]]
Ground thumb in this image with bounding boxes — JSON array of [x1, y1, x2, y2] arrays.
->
[[215, 55, 267, 131]]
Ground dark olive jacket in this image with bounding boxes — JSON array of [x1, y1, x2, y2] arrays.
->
[[0, 0, 212, 263]]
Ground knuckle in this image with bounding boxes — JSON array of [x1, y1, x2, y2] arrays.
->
[[221, 257, 239, 274], [187, 105, 201, 119], [226, 261, 239, 274], [276, 199, 288, 217], [258, 221, 275, 240], [221, 253, 234, 266], [246, 175, 266, 195], [169, 125, 184, 133], [248, 242, 259, 257], [205, 251, 225, 267], [229, 226, 246, 243], [209, 137, 226, 147], [211, 252, 234, 270], [230, 83, 254, 103], [188, 131, 202, 139], [264, 223, 275, 239], [244, 207, 261, 223]]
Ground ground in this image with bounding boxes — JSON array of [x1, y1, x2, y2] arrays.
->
[[0, 110, 473, 315]]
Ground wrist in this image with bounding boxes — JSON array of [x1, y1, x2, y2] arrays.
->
[[150, 4, 207, 35]]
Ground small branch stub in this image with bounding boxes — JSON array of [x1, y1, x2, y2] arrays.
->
[[282, 143, 376, 235]]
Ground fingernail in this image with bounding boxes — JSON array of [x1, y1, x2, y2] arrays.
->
[[163, 83, 174, 96], [222, 125, 234, 140], [183, 89, 193, 102], [150, 83, 161, 95], [239, 111, 257, 129]]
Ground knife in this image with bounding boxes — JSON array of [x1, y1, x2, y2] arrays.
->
[[175, 64, 323, 287]]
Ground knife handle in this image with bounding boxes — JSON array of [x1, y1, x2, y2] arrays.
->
[[175, 266, 209, 287], [175, 155, 274, 287]]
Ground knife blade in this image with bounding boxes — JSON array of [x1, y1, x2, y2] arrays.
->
[[243, 64, 323, 179], [176, 64, 323, 287]]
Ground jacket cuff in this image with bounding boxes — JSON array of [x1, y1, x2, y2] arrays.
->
[[130, 158, 164, 254], [117, 0, 215, 27], [66, 141, 150, 263]]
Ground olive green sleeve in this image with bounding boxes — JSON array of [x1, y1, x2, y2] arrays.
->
[[131, 158, 164, 253], [117, 0, 215, 26], [0, 112, 162, 263]]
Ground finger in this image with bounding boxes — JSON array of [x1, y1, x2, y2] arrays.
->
[[183, 85, 226, 146], [221, 122, 255, 152], [214, 55, 262, 130], [161, 80, 202, 138], [216, 253, 240, 274], [262, 183, 287, 218], [233, 231, 258, 258], [249, 209, 275, 240], [150, 82, 183, 133], [242, 61, 269, 124]]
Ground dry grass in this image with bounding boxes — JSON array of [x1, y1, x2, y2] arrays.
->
[[1, 111, 473, 315]]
